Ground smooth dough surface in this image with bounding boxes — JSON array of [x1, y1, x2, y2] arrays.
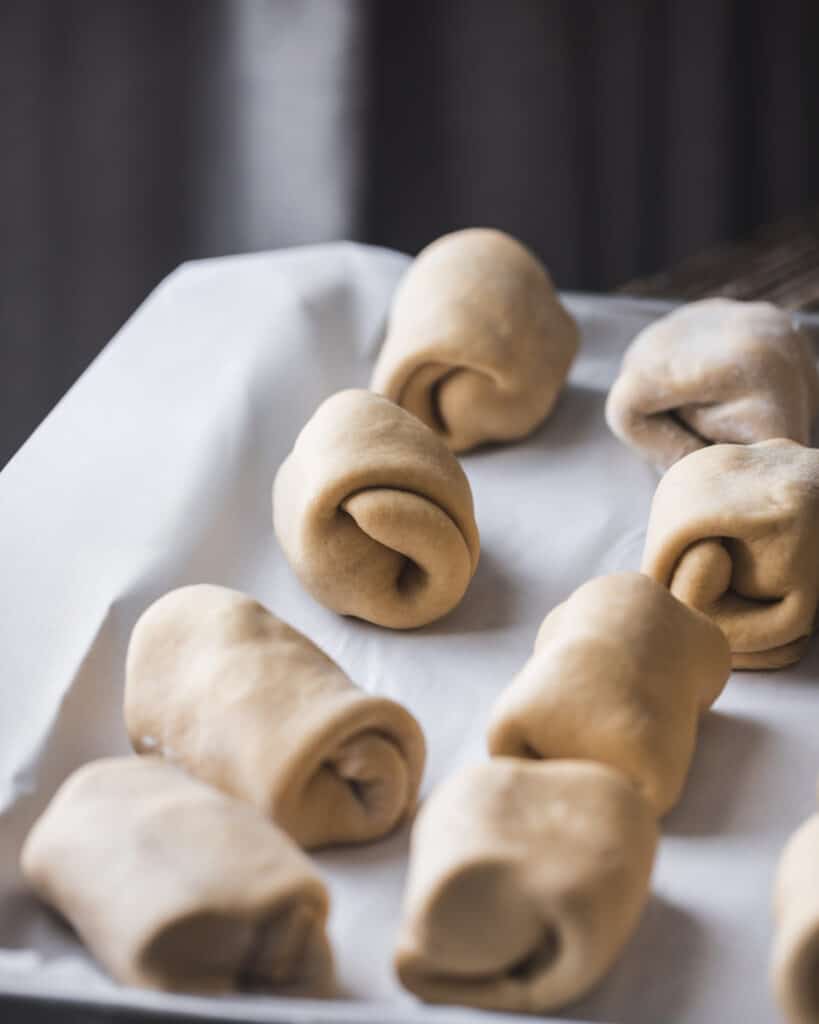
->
[[487, 573, 730, 815], [642, 439, 819, 669], [125, 585, 426, 849], [772, 810, 819, 1024], [395, 758, 657, 1014], [273, 388, 480, 628], [606, 298, 819, 471], [371, 228, 579, 453], [20, 757, 332, 994]]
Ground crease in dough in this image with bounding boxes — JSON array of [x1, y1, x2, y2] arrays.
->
[[20, 757, 333, 995], [394, 758, 657, 1014], [487, 572, 730, 815], [772, 798, 819, 1024], [641, 439, 819, 669], [371, 228, 579, 452], [606, 297, 819, 471], [125, 584, 426, 849], [273, 388, 480, 629]]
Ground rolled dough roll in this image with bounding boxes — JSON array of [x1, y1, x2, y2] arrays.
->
[[371, 228, 579, 452], [487, 573, 730, 815], [273, 388, 480, 628], [772, 809, 819, 1024], [20, 757, 333, 994], [606, 298, 819, 471], [642, 439, 819, 669], [125, 585, 426, 849], [395, 758, 657, 1013]]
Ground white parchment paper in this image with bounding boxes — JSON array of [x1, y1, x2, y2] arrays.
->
[[1, 242, 817, 1023]]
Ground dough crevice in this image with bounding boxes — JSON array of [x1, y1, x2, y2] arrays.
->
[[399, 925, 564, 1010]]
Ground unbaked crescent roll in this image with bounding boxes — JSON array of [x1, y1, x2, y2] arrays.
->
[[642, 439, 819, 669], [125, 585, 426, 849], [606, 298, 819, 471], [772, 805, 819, 1024], [487, 573, 730, 815], [371, 228, 579, 453], [21, 757, 333, 994], [395, 758, 657, 1014], [273, 389, 480, 628]]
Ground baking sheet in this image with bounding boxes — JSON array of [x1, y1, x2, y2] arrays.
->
[[1, 242, 817, 1024]]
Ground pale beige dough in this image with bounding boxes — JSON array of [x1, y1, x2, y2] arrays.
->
[[606, 298, 819, 471], [772, 809, 819, 1024], [370, 228, 579, 453], [125, 584, 426, 849], [273, 388, 480, 629], [642, 439, 819, 669], [20, 757, 333, 994], [394, 758, 657, 1014], [487, 572, 730, 816]]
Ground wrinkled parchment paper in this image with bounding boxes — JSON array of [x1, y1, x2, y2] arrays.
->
[[1, 242, 818, 1023]]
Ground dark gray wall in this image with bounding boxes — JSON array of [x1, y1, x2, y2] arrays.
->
[[1, 0, 818, 466]]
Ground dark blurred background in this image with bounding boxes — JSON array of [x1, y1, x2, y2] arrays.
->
[[2, 0, 819, 466]]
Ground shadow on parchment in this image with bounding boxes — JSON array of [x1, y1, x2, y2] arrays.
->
[[421, 547, 525, 636], [527, 383, 608, 453], [665, 709, 770, 838], [461, 383, 606, 460], [565, 894, 705, 1024]]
